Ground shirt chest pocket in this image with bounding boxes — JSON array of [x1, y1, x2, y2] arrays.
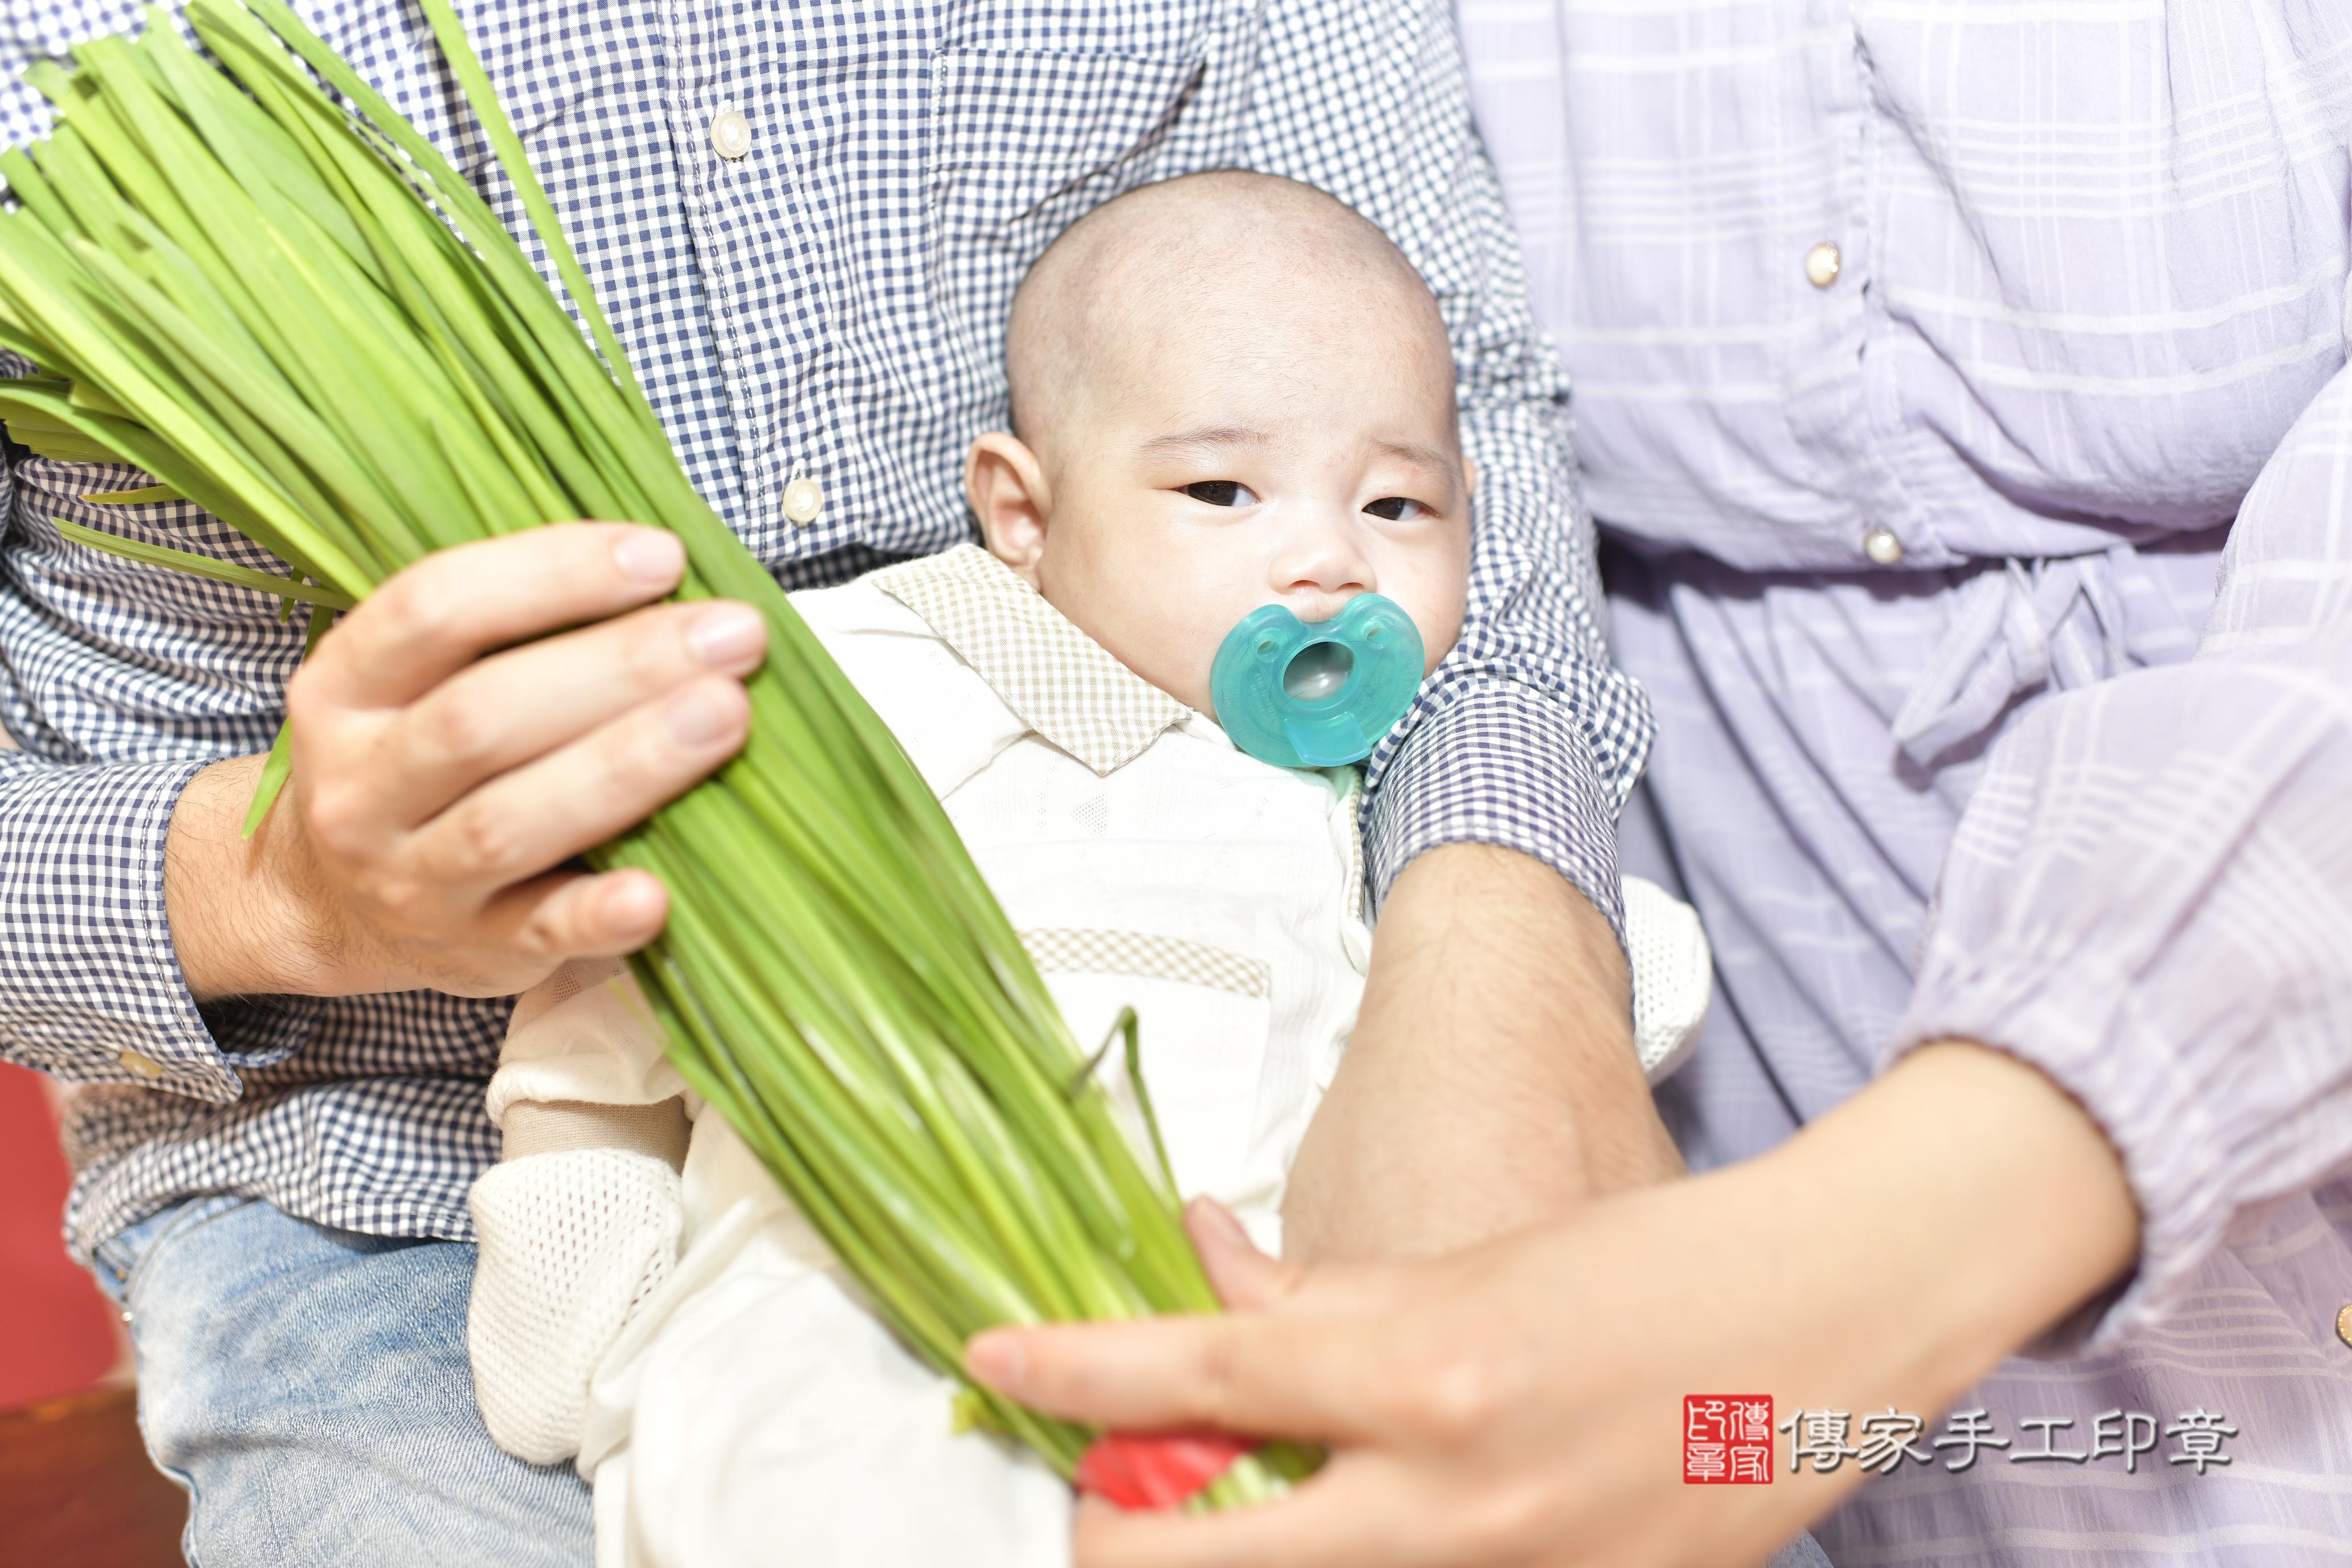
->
[[318, 0, 622, 181], [920, 38, 1220, 383], [1021, 930, 1293, 1235]]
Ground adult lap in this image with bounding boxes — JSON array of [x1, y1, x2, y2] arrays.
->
[[99, 1196, 590, 1568]]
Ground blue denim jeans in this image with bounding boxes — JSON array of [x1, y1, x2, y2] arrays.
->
[[90, 1194, 593, 1568]]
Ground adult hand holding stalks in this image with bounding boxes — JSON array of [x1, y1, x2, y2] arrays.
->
[[165, 523, 767, 1001], [968, 1043, 2141, 1568]]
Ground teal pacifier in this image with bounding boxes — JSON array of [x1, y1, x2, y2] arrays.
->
[[1209, 594, 1425, 769]]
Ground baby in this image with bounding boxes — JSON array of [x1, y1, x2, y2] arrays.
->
[[464, 172, 1709, 1568]]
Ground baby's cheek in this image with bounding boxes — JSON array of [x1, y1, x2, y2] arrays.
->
[[1109, 591, 1225, 711], [1396, 565, 1468, 674]]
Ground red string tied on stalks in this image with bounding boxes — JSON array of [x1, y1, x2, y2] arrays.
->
[[1076, 1430, 1258, 1512]]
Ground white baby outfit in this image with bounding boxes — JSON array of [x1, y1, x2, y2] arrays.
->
[[465, 545, 1710, 1568]]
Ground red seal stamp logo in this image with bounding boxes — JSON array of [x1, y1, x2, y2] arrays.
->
[[1686, 1395, 1774, 1484]]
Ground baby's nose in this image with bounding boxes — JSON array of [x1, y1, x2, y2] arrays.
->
[[1273, 519, 1374, 616]]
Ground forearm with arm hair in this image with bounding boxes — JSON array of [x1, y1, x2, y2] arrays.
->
[[1239, 0, 1660, 1264], [166, 754, 327, 1003], [1283, 842, 1681, 1263]]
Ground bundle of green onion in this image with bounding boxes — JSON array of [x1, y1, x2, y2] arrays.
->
[[0, 0, 1309, 1505]]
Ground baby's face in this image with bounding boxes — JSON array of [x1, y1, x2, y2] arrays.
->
[[967, 281, 1472, 718]]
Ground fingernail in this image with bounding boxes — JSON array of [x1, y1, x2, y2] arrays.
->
[[964, 1331, 1026, 1390], [665, 683, 741, 746], [687, 603, 765, 668], [1193, 1197, 1250, 1250], [602, 873, 664, 933], [614, 529, 684, 583]]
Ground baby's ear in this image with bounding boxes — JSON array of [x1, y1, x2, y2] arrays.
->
[[965, 432, 1052, 587]]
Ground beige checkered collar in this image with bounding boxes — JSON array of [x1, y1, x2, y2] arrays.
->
[[867, 544, 1192, 777]]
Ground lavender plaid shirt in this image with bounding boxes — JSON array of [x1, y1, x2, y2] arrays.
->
[[1, 1, 1649, 1258], [1459, 0, 2352, 1561]]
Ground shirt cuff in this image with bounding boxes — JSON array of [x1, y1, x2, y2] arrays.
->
[[1886, 971, 2195, 1357], [0, 754, 261, 1100], [1881, 658, 2352, 1354], [1362, 681, 1624, 940]]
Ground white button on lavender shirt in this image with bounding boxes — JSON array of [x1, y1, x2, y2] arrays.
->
[[1457, 0, 2352, 1561]]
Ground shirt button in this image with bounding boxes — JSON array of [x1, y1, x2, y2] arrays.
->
[[117, 1050, 167, 1080], [782, 475, 825, 526], [710, 108, 752, 161], [1805, 241, 1842, 288], [1862, 527, 1905, 566], [2337, 1303, 2352, 1349]]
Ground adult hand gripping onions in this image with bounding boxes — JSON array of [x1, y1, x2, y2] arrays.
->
[[0, 0, 1318, 1512]]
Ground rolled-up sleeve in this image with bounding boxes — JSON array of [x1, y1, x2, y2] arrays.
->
[[0, 360, 313, 1100], [1889, 362, 2352, 1348], [0, 745, 238, 1096], [1244, 0, 1653, 933]]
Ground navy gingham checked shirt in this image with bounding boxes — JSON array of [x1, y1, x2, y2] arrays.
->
[[0, 0, 1648, 1253]]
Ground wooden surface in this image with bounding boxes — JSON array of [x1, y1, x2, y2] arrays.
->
[[0, 1386, 186, 1568]]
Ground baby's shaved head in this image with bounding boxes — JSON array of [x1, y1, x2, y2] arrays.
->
[[1005, 172, 1451, 461], [966, 172, 1473, 717]]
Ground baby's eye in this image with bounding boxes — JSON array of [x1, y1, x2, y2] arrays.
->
[[1363, 496, 1432, 521], [1182, 481, 1258, 507]]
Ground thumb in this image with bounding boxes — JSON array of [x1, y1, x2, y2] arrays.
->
[[1189, 1200, 1422, 1322], [1186, 1199, 1291, 1311]]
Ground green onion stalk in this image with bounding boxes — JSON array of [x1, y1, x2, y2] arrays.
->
[[0, 0, 1313, 1506]]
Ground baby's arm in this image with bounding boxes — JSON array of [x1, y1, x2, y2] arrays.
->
[[467, 959, 692, 1465]]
